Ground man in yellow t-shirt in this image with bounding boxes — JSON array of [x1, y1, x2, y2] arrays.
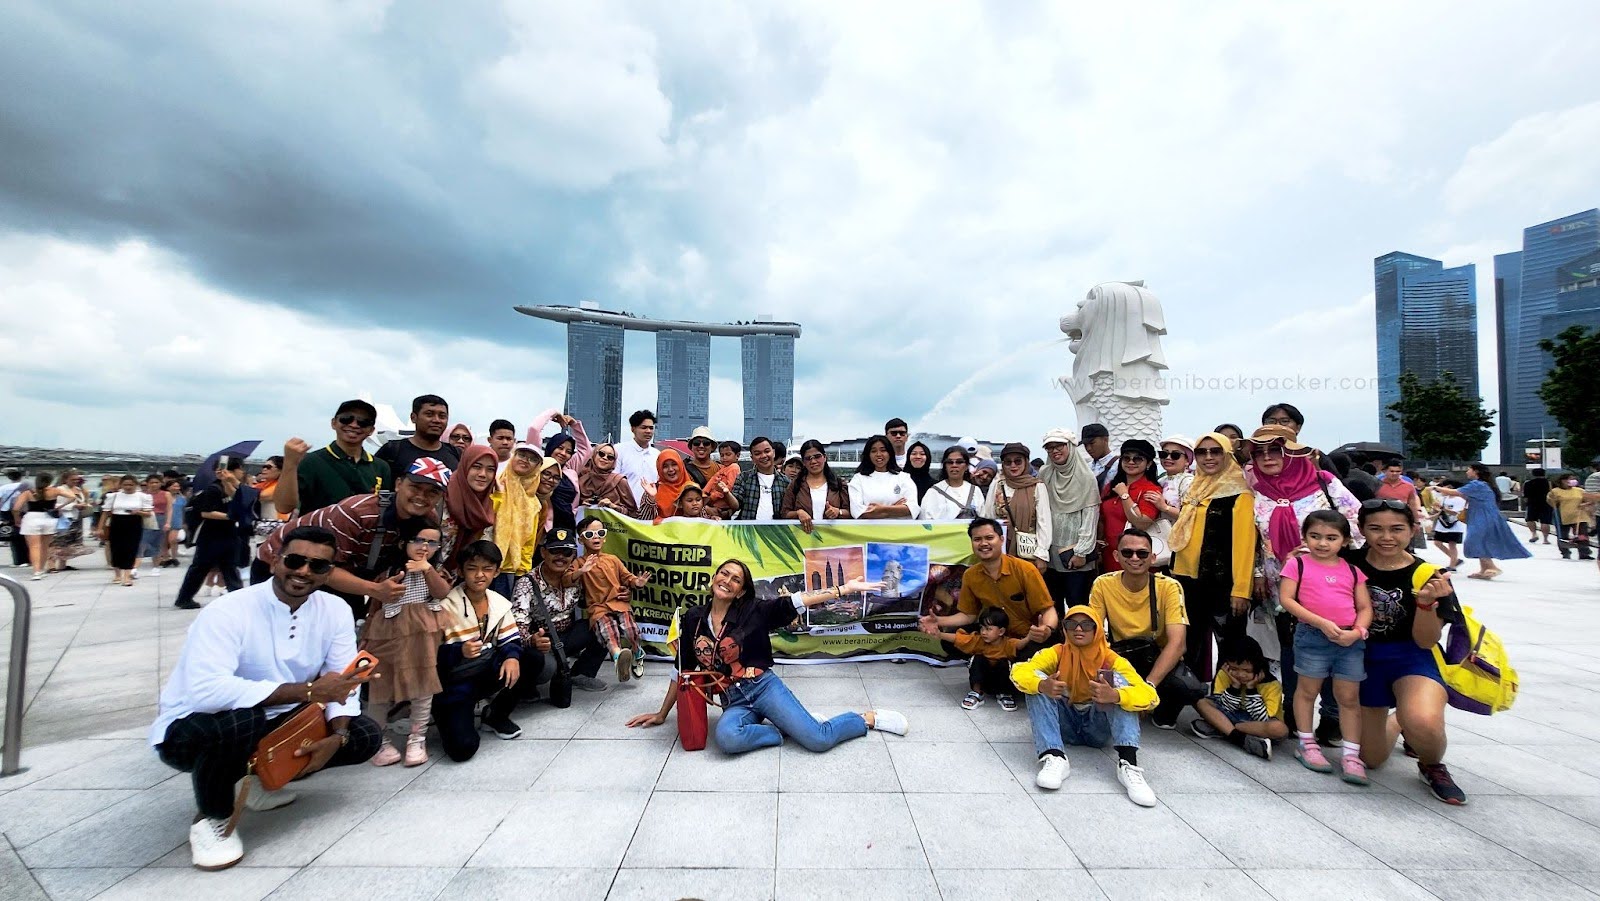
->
[[1087, 528, 1193, 728]]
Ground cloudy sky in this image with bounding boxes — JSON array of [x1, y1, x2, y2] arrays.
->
[[4, 1, 1599, 461]]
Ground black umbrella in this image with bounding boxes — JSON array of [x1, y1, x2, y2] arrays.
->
[[190, 440, 262, 492]]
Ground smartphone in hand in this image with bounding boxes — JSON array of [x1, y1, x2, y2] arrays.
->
[[343, 650, 380, 681]]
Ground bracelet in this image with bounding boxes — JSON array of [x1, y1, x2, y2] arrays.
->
[[334, 729, 350, 747], [1416, 600, 1437, 612], [304, 681, 314, 702]]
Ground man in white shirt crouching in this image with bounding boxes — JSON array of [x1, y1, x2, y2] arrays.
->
[[151, 525, 381, 870]]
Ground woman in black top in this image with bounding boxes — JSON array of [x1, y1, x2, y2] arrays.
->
[[1345, 501, 1466, 805], [626, 559, 909, 753]]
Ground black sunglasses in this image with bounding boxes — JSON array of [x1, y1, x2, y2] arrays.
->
[[1360, 498, 1409, 512], [282, 554, 335, 575], [1194, 447, 1227, 458], [337, 413, 375, 428], [689, 439, 713, 447], [1117, 547, 1151, 560], [1158, 451, 1187, 461], [1063, 619, 1097, 632]]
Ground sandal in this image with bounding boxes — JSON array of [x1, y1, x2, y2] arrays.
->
[[961, 691, 984, 710]]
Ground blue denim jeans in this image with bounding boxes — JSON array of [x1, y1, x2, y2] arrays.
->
[[1026, 675, 1141, 757], [716, 671, 869, 754]]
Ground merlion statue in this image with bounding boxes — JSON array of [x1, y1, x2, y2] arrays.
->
[[1059, 280, 1169, 444]]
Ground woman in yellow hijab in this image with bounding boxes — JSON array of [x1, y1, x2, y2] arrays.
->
[[492, 442, 544, 583], [1166, 431, 1257, 680]]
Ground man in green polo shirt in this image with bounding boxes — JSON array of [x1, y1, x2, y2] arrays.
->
[[273, 399, 390, 517]]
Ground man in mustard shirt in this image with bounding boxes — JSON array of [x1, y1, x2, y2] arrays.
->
[[1012, 604, 1158, 806]]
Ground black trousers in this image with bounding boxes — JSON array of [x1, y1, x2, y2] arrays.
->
[[969, 655, 1014, 695], [157, 707, 382, 819], [1042, 568, 1095, 614], [5, 514, 30, 567], [1172, 574, 1247, 682], [175, 539, 243, 604], [106, 514, 144, 570], [435, 654, 546, 762], [557, 618, 607, 680]]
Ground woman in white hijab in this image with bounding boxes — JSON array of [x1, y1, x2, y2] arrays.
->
[[1037, 428, 1102, 608]]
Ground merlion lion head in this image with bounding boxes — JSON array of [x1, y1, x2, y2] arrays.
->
[[1058, 293, 1093, 355]]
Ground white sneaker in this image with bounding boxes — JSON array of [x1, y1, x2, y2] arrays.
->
[[131, 569, 140, 580], [235, 775, 297, 811], [1036, 753, 1070, 790], [871, 709, 909, 736], [1117, 759, 1157, 808], [189, 817, 244, 870]]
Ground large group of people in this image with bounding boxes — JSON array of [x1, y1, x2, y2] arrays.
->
[[0, 395, 1580, 871]]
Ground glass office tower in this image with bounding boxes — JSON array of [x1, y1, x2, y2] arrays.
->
[[655, 329, 710, 440], [741, 333, 796, 444], [1374, 252, 1472, 452], [566, 321, 624, 443], [1494, 252, 1523, 464]]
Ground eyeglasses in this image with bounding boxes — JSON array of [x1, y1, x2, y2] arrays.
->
[[1263, 416, 1296, 426], [580, 528, 607, 539], [1063, 619, 1097, 632], [281, 554, 335, 574], [1117, 547, 1151, 559], [803, 454, 825, 462], [945, 458, 967, 466], [1158, 451, 1187, 461], [336, 414, 375, 428], [407, 538, 440, 547], [1194, 447, 1227, 458], [1249, 444, 1285, 460], [1360, 498, 1409, 512]]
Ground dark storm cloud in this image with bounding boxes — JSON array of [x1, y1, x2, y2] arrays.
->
[[0, 1, 761, 333]]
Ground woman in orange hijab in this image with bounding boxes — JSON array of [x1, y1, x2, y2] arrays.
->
[[651, 448, 691, 523], [1009, 604, 1161, 805]]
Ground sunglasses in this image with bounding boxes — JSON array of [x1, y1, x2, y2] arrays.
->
[[1063, 619, 1097, 632], [803, 454, 825, 462], [1360, 498, 1409, 512], [1117, 547, 1151, 559], [1158, 451, 1187, 461], [581, 528, 607, 539], [595, 451, 616, 460], [1194, 447, 1227, 458], [887, 430, 908, 437], [1120, 453, 1148, 463], [336, 413, 375, 428], [1249, 444, 1286, 459], [407, 538, 440, 547], [689, 440, 713, 448], [282, 554, 335, 574]]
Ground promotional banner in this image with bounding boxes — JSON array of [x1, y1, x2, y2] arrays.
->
[[590, 510, 978, 664]]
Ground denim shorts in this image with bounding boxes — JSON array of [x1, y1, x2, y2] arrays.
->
[[1360, 640, 1444, 708], [1201, 695, 1269, 724], [1293, 623, 1365, 682]]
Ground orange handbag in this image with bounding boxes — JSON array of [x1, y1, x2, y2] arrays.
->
[[250, 702, 328, 791]]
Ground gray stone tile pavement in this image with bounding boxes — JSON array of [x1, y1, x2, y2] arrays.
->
[[1, 546, 1598, 898]]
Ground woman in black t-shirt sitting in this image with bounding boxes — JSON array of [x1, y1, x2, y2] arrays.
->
[[1345, 500, 1467, 806], [626, 559, 909, 753]]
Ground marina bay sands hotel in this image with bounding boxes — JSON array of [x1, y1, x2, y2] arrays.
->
[[515, 303, 800, 443]]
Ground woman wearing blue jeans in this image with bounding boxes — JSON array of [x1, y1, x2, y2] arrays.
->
[[626, 559, 909, 752]]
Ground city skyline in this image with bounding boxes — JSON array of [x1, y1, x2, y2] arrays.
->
[[1374, 252, 1478, 454]]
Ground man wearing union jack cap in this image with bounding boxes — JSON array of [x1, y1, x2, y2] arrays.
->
[[407, 456, 452, 490]]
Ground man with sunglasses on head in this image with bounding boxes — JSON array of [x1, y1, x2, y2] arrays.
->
[[272, 400, 390, 517], [153, 524, 382, 870], [257, 458, 449, 622]]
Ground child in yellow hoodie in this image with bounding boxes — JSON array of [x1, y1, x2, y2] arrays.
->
[[1012, 604, 1159, 807]]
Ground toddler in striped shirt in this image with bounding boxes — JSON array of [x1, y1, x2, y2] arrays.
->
[[1189, 637, 1288, 760]]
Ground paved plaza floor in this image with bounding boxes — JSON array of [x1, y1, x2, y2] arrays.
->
[[1, 543, 1598, 900]]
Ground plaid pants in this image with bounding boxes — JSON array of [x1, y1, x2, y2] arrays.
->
[[591, 609, 640, 653], [157, 707, 382, 819]]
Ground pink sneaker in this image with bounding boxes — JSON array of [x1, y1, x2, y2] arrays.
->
[[1341, 753, 1370, 785], [1296, 737, 1334, 773], [403, 734, 428, 767], [370, 743, 402, 767]]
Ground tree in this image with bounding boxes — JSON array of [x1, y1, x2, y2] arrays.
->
[[1537, 325, 1600, 469], [1385, 370, 1494, 462]]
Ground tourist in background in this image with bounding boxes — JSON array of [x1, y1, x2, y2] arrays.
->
[[1548, 473, 1593, 561], [98, 475, 152, 587], [1429, 479, 1467, 570], [1081, 424, 1116, 489], [164, 479, 188, 568], [141, 474, 173, 570], [16, 473, 64, 580], [919, 445, 985, 522], [849, 435, 918, 519], [1434, 464, 1532, 579], [885, 418, 911, 467], [1521, 468, 1554, 545], [49, 470, 93, 573], [174, 459, 248, 609], [781, 439, 851, 532], [1214, 423, 1249, 466], [1038, 429, 1101, 608], [0, 469, 29, 568]]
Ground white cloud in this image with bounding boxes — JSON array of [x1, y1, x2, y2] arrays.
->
[[0, 235, 566, 452], [1444, 101, 1600, 217]]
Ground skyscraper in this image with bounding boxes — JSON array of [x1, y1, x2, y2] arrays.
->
[[516, 305, 801, 445], [1499, 210, 1600, 462], [565, 320, 624, 443], [1374, 252, 1478, 453], [655, 329, 710, 439], [1494, 252, 1523, 464], [741, 332, 796, 443]]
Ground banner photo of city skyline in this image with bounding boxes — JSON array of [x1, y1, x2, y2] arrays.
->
[[588, 510, 978, 664]]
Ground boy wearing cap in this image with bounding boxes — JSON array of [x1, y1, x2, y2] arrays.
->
[[1082, 424, 1116, 490]]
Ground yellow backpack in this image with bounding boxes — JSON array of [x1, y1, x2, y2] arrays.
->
[[1415, 564, 1518, 714]]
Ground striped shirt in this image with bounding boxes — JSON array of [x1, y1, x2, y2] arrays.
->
[[256, 493, 422, 573], [439, 585, 522, 653]]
